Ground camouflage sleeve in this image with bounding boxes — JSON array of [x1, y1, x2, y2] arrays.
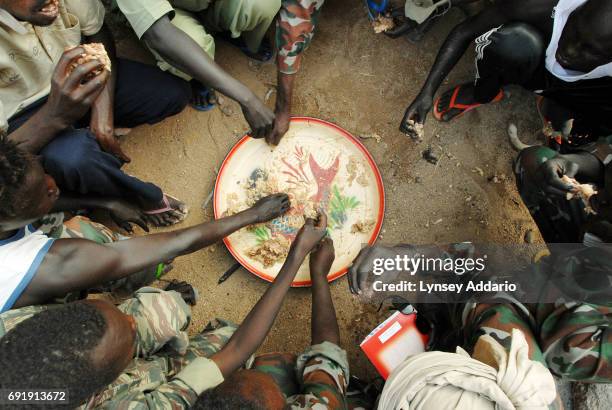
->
[[118, 287, 192, 358], [538, 302, 612, 382], [286, 341, 349, 409], [276, 0, 325, 74]]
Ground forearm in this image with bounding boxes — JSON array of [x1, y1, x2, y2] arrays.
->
[[565, 153, 604, 182], [7, 105, 65, 153], [86, 25, 117, 125], [276, 72, 295, 114], [417, 24, 476, 98], [212, 247, 308, 377], [108, 209, 258, 271], [310, 272, 339, 345], [144, 19, 254, 105]]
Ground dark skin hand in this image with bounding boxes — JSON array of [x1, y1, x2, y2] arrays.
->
[[7, 47, 109, 153], [348, 244, 412, 295], [86, 24, 131, 164], [531, 150, 603, 196], [400, 0, 556, 134], [14, 194, 290, 308], [142, 16, 275, 138], [267, 72, 296, 145], [211, 212, 328, 378], [309, 237, 340, 345]]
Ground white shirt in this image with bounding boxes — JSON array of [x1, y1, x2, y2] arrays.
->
[[545, 0, 612, 82], [0, 226, 55, 312]]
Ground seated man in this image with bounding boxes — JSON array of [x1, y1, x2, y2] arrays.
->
[[378, 329, 558, 409], [0, 137, 290, 311], [1, 0, 192, 227], [349, 243, 612, 383], [401, 0, 612, 144], [0, 215, 333, 408], [114, 0, 279, 136], [514, 133, 611, 243], [195, 236, 353, 409]]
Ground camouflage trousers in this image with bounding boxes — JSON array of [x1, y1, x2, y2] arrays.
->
[[251, 342, 373, 409], [463, 301, 612, 383], [38, 213, 162, 300]]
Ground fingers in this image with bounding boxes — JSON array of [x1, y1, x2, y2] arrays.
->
[[71, 70, 108, 106], [131, 216, 150, 233], [55, 47, 85, 78], [547, 173, 574, 194], [64, 60, 105, 90], [565, 161, 579, 178], [348, 246, 370, 294], [315, 210, 327, 229]]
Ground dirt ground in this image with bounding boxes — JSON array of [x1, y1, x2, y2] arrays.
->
[[110, 0, 545, 380]]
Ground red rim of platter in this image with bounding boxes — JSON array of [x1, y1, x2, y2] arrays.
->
[[214, 117, 385, 287]]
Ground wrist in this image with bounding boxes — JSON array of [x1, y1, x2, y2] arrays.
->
[[39, 104, 69, 131]]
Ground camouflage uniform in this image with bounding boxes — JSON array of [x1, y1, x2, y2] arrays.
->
[[251, 341, 360, 409], [462, 247, 612, 383], [276, 0, 325, 74], [514, 135, 612, 243], [0, 288, 237, 409]]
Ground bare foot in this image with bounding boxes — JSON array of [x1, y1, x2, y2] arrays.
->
[[141, 194, 189, 227]]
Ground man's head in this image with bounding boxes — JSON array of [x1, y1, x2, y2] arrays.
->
[[0, 299, 137, 407], [193, 369, 285, 410], [0, 137, 59, 231], [557, 0, 612, 72], [0, 0, 60, 26]]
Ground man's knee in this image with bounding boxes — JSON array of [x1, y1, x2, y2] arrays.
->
[[246, 0, 281, 20], [488, 23, 544, 66]]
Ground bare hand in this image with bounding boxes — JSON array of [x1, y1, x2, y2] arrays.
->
[[266, 110, 290, 146], [108, 200, 149, 233], [309, 237, 335, 280], [348, 245, 407, 294], [90, 114, 131, 163], [537, 156, 580, 196], [400, 93, 432, 135], [242, 95, 275, 139], [45, 47, 109, 128], [292, 212, 328, 255], [249, 193, 290, 223]]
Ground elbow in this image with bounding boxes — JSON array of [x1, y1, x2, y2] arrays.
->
[[142, 24, 169, 55]]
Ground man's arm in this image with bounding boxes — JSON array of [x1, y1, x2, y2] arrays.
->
[[142, 16, 274, 138], [401, 0, 554, 128], [211, 214, 328, 377], [85, 24, 131, 163], [15, 194, 290, 307], [7, 49, 108, 153], [309, 237, 339, 345]]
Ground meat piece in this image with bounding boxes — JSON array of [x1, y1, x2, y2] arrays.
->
[[405, 120, 424, 141], [247, 236, 291, 267], [561, 175, 598, 214]]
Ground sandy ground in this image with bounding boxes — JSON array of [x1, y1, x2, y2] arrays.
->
[[109, 1, 546, 380]]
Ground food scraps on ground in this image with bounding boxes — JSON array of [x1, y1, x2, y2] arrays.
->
[[68, 43, 111, 77], [561, 175, 598, 214], [372, 15, 395, 34]]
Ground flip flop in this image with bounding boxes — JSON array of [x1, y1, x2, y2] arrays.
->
[[433, 84, 504, 122], [144, 193, 189, 223], [191, 83, 216, 112]]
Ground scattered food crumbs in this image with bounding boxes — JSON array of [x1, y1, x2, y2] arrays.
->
[[472, 167, 484, 177], [247, 236, 291, 267], [372, 15, 395, 33], [358, 133, 382, 143], [351, 219, 376, 234]]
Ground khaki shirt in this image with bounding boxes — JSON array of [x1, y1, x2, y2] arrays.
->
[[115, 0, 212, 39], [0, 0, 105, 132]]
